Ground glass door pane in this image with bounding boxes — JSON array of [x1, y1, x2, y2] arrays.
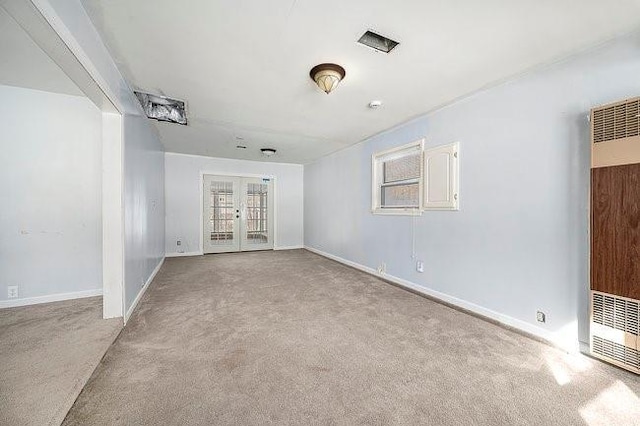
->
[[210, 181, 234, 244], [240, 178, 273, 251], [203, 175, 240, 253], [245, 182, 269, 244]]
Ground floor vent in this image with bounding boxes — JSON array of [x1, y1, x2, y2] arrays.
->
[[591, 291, 640, 374]]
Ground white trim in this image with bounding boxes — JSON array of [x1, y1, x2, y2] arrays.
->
[[102, 112, 125, 320], [30, 0, 127, 114], [304, 246, 580, 353], [166, 251, 203, 258], [124, 258, 164, 324], [0, 288, 102, 309], [165, 151, 301, 167], [274, 245, 304, 251], [371, 209, 423, 216], [579, 340, 590, 355]]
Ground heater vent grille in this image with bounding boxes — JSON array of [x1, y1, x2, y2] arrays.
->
[[592, 292, 639, 335], [591, 291, 640, 374], [593, 98, 640, 143], [592, 336, 640, 370]]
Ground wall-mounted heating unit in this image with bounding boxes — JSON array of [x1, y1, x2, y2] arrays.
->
[[590, 96, 640, 374]]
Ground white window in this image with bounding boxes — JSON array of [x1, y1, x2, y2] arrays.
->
[[424, 142, 459, 210], [371, 139, 424, 215]]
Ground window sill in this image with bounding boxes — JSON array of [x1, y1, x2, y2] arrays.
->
[[371, 208, 422, 216]]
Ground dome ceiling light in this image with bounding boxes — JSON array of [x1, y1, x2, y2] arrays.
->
[[309, 63, 346, 94], [261, 148, 277, 157]]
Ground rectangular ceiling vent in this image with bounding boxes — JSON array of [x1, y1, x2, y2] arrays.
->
[[135, 91, 187, 125], [592, 98, 639, 143], [357, 30, 399, 53]]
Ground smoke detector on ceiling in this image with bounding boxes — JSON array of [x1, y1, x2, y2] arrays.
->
[[134, 91, 187, 125], [368, 100, 383, 109]]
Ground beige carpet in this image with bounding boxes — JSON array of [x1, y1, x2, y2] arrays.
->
[[64, 250, 639, 425], [0, 296, 122, 426]]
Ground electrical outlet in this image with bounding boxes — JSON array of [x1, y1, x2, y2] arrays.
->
[[176, 240, 182, 246], [377, 262, 386, 275], [536, 311, 546, 323], [416, 261, 424, 273], [7, 286, 18, 299]]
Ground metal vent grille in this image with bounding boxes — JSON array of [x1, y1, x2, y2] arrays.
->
[[592, 292, 640, 335], [357, 30, 399, 53], [592, 336, 640, 370], [593, 98, 640, 143]]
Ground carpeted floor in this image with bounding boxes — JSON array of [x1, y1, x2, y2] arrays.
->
[[64, 250, 639, 425], [0, 296, 122, 426]]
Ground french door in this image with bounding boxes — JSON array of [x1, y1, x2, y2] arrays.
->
[[203, 175, 274, 254]]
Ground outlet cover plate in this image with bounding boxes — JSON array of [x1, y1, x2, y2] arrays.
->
[[7, 286, 18, 298]]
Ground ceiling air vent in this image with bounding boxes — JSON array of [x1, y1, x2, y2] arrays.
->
[[135, 91, 187, 125], [357, 30, 399, 53]]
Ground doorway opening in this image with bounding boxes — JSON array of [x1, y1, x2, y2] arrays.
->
[[202, 175, 274, 254]]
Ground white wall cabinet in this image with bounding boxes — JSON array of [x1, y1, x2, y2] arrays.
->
[[424, 142, 459, 210]]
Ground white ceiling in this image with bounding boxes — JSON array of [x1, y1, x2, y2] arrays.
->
[[0, 6, 82, 97], [81, 0, 640, 164]]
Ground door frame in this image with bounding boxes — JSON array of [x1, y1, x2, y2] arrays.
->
[[199, 171, 278, 255]]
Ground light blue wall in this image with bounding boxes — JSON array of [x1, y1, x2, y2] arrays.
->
[[123, 115, 165, 313], [305, 33, 640, 348], [0, 85, 102, 302], [41, 0, 167, 316]]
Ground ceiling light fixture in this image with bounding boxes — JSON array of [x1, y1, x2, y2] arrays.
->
[[309, 63, 346, 94], [261, 148, 277, 157]]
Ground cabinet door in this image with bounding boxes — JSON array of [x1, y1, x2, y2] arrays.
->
[[591, 163, 640, 299], [424, 142, 459, 210]]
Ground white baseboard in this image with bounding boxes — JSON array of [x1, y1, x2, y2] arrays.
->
[[165, 251, 202, 258], [274, 245, 304, 251], [167, 247, 303, 256], [304, 246, 580, 353], [0, 288, 103, 309], [124, 257, 165, 324], [579, 341, 590, 355]]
